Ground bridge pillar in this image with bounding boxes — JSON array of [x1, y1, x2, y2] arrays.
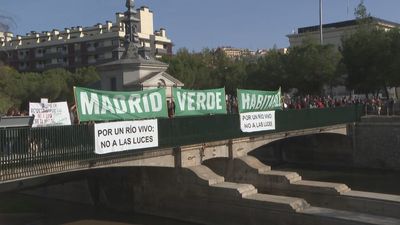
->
[[175, 140, 232, 168], [174, 145, 203, 168]]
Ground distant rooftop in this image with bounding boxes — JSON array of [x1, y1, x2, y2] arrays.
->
[[298, 17, 400, 34]]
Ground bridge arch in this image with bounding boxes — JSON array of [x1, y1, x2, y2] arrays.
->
[[248, 132, 354, 167]]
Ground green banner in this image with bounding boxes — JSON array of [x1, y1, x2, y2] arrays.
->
[[237, 88, 282, 113], [74, 87, 168, 122], [172, 87, 227, 116]]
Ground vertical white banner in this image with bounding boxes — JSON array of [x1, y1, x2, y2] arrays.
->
[[240, 111, 276, 133], [94, 119, 158, 154]]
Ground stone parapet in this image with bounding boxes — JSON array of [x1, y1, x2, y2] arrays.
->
[[354, 117, 400, 170]]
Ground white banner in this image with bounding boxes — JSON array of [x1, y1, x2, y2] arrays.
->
[[240, 111, 276, 133], [29, 102, 71, 127], [94, 119, 158, 154]]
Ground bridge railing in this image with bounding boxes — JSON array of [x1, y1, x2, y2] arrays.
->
[[159, 105, 363, 147], [0, 105, 362, 182]]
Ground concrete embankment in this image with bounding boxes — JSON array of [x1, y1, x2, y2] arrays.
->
[[204, 156, 400, 220], [81, 166, 399, 225], [354, 116, 400, 170]]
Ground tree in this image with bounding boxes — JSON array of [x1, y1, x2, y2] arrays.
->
[[386, 29, 400, 90], [163, 48, 208, 88], [0, 66, 19, 113], [341, 24, 394, 96], [163, 48, 247, 93], [245, 50, 287, 91], [0, 15, 15, 33], [0, 67, 100, 113], [354, 0, 370, 20], [209, 49, 247, 93], [285, 41, 341, 95]]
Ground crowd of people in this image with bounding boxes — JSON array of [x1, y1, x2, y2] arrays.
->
[[282, 95, 397, 115], [2, 94, 398, 120], [226, 94, 397, 115], [5, 106, 29, 117]]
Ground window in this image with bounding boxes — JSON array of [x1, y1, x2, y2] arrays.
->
[[104, 52, 113, 59], [103, 40, 112, 47], [112, 39, 119, 46], [110, 77, 117, 91], [74, 43, 81, 50]]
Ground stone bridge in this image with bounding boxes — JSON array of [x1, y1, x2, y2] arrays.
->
[[3, 106, 400, 225], [1, 107, 358, 187]]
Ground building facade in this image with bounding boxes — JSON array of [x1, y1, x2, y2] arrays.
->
[[215, 47, 288, 59], [0, 6, 172, 72], [287, 17, 400, 49]]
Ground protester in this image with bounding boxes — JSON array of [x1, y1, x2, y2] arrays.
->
[[6, 106, 21, 116], [167, 100, 176, 118], [70, 104, 79, 124]]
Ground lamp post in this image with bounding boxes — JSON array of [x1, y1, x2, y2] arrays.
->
[[319, 0, 323, 45]]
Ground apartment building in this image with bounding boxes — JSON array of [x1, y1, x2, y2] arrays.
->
[[287, 17, 400, 49], [215, 47, 255, 59], [215, 47, 288, 59], [0, 6, 172, 72]]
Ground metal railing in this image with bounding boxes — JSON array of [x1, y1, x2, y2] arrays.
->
[[0, 105, 362, 182]]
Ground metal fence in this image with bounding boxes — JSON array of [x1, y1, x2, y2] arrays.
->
[[363, 102, 400, 116], [0, 105, 362, 182]]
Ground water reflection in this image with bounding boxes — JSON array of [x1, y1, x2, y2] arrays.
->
[[1, 165, 399, 225], [0, 193, 199, 225]]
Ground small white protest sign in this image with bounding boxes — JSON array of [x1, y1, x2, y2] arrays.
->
[[240, 111, 276, 133], [94, 119, 158, 154], [29, 101, 71, 127]]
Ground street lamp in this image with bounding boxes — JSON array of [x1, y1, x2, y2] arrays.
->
[[319, 0, 323, 45]]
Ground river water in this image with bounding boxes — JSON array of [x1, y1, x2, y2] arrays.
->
[[1, 164, 399, 225], [274, 163, 400, 195], [0, 192, 200, 225]]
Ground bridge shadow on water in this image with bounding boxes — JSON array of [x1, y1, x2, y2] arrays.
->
[[0, 193, 200, 225], [0, 171, 202, 225]]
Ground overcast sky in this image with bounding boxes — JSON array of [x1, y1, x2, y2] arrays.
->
[[2, 0, 400, 51]]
